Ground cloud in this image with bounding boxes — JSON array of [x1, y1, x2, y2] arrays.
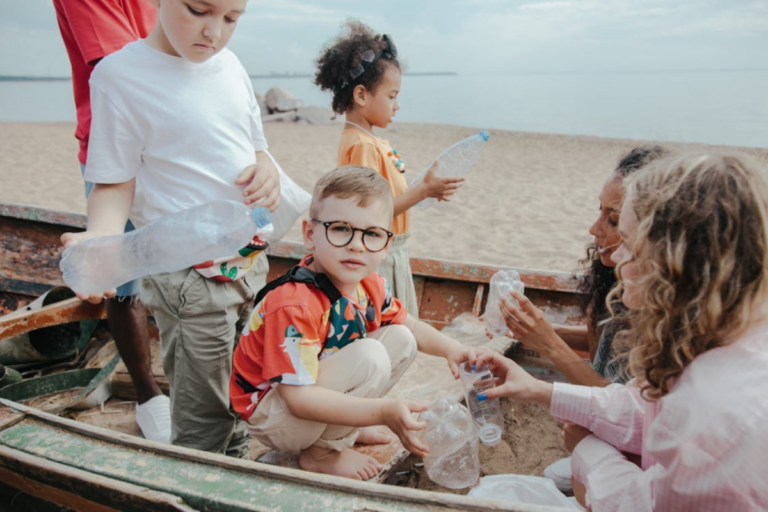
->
[[1, 0, 767, 77], [519, 1, 576, 12], [247, 0, 337, 20]]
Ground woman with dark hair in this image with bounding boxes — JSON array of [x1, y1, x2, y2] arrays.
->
[[499, 146, 666, 494], [500, 146, 667, 387]]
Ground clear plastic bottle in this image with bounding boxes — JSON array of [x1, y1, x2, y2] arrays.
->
[[410, 129, 491, 210], [484, 269, 525, 338], [417, 398, 481, 489], [60, 200, 273, 296], [459, 361, 504, 446]]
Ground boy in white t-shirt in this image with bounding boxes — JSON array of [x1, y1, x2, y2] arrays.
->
[[61, 0, 281, 457]]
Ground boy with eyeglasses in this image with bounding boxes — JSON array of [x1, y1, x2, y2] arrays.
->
[[231, 166, 480, 481]]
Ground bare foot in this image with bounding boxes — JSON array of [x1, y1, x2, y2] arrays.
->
[[356, 426, 394, 445], [299, 445, 383, 480]]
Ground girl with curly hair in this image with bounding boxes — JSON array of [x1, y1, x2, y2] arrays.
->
[[477, 153, 768, 510], [314, 21, 463, 317]]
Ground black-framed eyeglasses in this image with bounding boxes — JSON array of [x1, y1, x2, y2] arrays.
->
[[337, 34, 398, 91], [311, 219, 394, 252]]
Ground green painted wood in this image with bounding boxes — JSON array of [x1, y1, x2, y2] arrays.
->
[[0, 368, 101, 402], [46, 353, 120, 415], [0, 417, 556, 512], [0, 421, 444, 512]]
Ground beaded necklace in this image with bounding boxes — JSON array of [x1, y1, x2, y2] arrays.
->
[[345, 121, 405, 173]]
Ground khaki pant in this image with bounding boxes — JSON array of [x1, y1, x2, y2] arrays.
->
[[140, 253, 268, 457], [378, 233, 419, 318], [247, 324, 417, 453]]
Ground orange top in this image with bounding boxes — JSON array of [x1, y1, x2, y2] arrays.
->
[[337, 128, 410, 235], [230, 255, 407, 420]]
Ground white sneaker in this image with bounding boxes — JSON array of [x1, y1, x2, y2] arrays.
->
[[543, 456, 573, 493], [135, 394, 172, 444]]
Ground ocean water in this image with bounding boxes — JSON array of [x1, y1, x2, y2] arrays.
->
[[1, 71, 766, 148]]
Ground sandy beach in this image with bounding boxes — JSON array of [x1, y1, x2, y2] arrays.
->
[[3, 121, 767, 491], [2, 121, 766, 272]]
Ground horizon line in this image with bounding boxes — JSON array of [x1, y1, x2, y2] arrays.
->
[[3, 67, 768, 81]]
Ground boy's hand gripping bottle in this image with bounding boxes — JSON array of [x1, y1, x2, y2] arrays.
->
[[410, 129, 491, 210], [60, 200, 272, 296]]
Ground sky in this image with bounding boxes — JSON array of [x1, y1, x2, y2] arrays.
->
[[1, 0, 767, 77]]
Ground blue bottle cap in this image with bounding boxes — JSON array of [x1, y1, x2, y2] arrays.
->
[[478, 129, 491, 142], [250, 206, 272, 229]]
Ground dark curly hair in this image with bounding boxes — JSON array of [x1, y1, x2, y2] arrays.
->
[[314, 20, 401, 115], [578, 146, 668, 331]]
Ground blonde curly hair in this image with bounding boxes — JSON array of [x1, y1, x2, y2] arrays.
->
[[610, 153, 768, 400]]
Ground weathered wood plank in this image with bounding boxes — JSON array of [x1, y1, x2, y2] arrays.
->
[[0, 404, 25, 430], [0, 297, 105, 341], [265, 241, 581, 293], [0, 203, 87, 229], [0, 277, 53, 300], [0, 446, 197, 512], [0, 402, 559, 511]]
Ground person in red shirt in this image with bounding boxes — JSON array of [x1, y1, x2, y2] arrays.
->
[[54, 0, 170, 443]]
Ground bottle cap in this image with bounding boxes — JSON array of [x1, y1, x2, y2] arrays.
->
[[478, 423, 502, 446], [460, 360, 488, 377]]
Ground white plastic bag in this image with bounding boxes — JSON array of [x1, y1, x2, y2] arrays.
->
[[261, 150, 311, 243], [468, 474, 582, 509]]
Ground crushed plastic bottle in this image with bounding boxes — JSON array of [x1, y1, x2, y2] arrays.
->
[[485, 269, 525, 338], [410, 129, 491, 210], [60, 200, 273, 296], [459, 361, 504, 446], [417, 398, 481, 489]]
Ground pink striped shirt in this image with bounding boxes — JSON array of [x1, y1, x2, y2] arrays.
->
[[550, 321, 768, 511]]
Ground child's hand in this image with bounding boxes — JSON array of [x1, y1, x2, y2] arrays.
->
[[381, 399, 429, 457], [421, 161, 464, 202], [236, 152, 281, 212], [474, 351, 552, 406], [445, 345, 484, 379], [60, 231, 117, 303]]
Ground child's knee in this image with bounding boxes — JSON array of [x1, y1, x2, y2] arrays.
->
[[353, 338, 391, 382], [380, 324, 418, 366]]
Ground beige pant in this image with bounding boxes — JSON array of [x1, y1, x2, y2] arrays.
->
[[378, 233, 419, 318], [247, 324, 418, 453], [140, 253, 268, 457]]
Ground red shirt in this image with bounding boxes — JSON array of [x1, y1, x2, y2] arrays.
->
[[230, 256, 408, 420], [54, 0, 156, 165]]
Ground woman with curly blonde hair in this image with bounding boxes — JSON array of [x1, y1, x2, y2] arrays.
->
[[477, 153, 768, 511]]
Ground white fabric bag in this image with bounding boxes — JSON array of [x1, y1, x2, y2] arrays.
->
[[468, 474, 583, 510]]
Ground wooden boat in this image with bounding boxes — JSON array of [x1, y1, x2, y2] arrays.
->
[[0, 202, 585, 512]]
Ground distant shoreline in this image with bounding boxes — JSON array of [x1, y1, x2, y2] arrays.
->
[[0, 72, 458, 82], [0, 76, 70, 82], [5, 68, 768, 82], [248, 72, 458, 79]]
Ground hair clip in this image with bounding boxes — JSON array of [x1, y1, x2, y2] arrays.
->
[[337, 35, 398, 91], [350, 64, 365, 80]]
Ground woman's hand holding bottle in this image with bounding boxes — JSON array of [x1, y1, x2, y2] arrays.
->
[[500, 290, 566, 358], [474, 351, 553, 408]]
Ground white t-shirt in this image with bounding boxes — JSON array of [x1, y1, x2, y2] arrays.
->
[[85, 41, 268, 229]]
